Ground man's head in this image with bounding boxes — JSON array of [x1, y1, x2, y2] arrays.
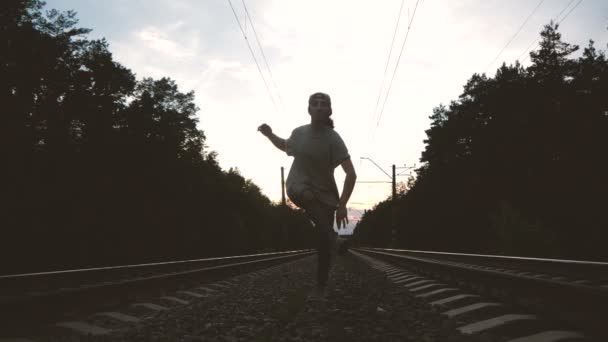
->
[[308, 92, 333, 126]]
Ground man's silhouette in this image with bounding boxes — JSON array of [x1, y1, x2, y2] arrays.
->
[[258, 92, 357, 299]]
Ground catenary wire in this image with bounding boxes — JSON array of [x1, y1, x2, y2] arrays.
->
[[485, 0, 546, 74], [369, 0, 407, 139], [240, 0, 285, 111], [517, 0, 582, 63], [373, 0, 421, 136], [227, 0, 278, 112]]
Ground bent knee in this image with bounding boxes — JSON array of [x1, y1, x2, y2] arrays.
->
[[302, 189, 315, 202]]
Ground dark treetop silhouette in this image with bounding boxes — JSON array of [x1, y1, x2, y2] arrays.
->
[[2, 0, 317, 274], [354, 22, 608, 261]]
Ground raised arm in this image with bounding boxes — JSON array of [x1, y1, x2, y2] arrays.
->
[[336, 158, 357, 228], [258, 124, 286, 152]]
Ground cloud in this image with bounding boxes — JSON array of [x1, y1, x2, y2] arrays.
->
[[137, 27, 196, 58]]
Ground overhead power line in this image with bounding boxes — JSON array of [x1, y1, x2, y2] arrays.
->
[[240, 0, 284, 111], [549, 0, 578, 25], [373, 0, 421, 136], [226, 0, 278, 112], [369, 0, 406, 139], [485, 0, 546, 73], [517, 0, 583, 63], [558, 0, 584, 23]]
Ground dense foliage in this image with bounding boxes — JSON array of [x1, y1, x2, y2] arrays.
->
[[1, 0, 315, 273], [354, 22, 608, 260]]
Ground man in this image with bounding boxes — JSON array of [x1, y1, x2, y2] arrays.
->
[[258, 92, 356, 298]]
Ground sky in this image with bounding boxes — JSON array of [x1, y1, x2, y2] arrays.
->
[[46, 0, 607, 233]]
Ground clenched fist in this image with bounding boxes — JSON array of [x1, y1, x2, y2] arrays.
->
[[257, 123, 272, 137]]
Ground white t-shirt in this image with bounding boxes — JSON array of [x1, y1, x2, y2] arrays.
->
[[285, 124, 350, 208]]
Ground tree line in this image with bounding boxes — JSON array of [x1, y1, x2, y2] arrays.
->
[[2, 0, 316, 273], [353, 23, 608, 260]]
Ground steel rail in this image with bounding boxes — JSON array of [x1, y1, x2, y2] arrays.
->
[[355, 248, 608, 339], [0, 249, 312, 279], [0, 249, 315, 334], [367, 247, 608, 266], [363, 247, 608, 285], [0, 249, 314, 298]]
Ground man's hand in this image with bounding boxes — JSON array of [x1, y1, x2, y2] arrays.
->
[[336, 204, 348, 229], [258, 123, 272, 137], [259, 124, 287, 152]]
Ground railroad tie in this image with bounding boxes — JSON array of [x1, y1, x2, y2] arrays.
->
[[399, 276, 424, 283], [506, 330, 585, 342], [161, 296, 190, 305], [388, 274, 413, 281], [385, 269, 402, 274], [415, 288, 458, 298], [95, 311, 141, 323], [177, 290, 207, 298], [410, 283, 445, 292], [131, 303, 168, 311], [457, 314, 537, 334], [530, 274, 548, 278], [393, 276, 420, 284], [55, 321, 112, 336], [431, 294, 480, 306], [442, 302, 502, 318], [404, 279, 435, 288]]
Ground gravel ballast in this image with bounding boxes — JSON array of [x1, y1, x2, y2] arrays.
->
[[38, 252, 504, 341]]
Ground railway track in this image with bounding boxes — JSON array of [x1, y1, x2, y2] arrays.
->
[[353, 247, 608, 342], [4, 246, 605, 341], [0, 249, 314, 339]]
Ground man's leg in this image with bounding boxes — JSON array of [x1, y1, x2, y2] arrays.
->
[[304, 200, 335, 288], [317, 216, 331, 287]]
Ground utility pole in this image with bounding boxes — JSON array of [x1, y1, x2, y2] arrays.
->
[[360, 158, 397, 247], [391, 164, 397, 248], [392, 164, 396, 200], [280, 166, 286, 206], [280, 166, 287, 250], [359, 158, 416, 248]]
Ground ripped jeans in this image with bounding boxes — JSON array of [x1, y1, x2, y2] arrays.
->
[[301, 199, 335, 288]]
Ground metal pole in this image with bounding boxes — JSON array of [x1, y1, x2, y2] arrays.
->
[[281, 166, 286, 206], [392, 164, 396, 200], [391, 164, 396, 247], [280, 167, 288, 248]]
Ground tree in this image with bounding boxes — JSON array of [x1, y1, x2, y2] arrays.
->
[[354, 22, 608, 260], [529, 21, 578, 83], [1, 1, 316, 273]]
